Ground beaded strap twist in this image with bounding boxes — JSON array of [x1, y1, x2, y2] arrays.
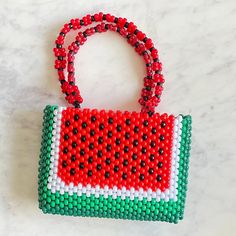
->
[[53, 12, 164, 114]]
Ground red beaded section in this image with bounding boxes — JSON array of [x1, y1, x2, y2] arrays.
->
[[57, 108, 174, 192]]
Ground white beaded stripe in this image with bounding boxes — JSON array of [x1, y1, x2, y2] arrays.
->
[[47, 107, 182, 202]]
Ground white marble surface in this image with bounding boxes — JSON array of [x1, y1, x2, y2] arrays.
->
[[0, 0, 236, 235]]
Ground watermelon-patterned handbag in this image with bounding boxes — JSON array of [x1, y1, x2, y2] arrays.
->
[[38, 12, 192, 223]]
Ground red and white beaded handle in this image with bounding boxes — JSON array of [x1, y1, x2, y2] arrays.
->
[[53, 13, 165, 114]]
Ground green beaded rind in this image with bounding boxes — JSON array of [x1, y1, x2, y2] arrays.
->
[[38, 105, 192, 223]]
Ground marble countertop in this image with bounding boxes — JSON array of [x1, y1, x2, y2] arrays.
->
[[0, 0, 236, 235]]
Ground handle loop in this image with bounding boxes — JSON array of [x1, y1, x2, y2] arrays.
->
[[53, 13, 164, 114]]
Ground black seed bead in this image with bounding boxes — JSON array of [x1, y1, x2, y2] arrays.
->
[[98, 137, 103, 144], [125, 132, 130, 139], [115, 152, 120, 159], [107, 131, 113, 138], [122, 173, 127, 179], [65, 120, 70, 127], [125, 119, 131, 125], [146, 86, 151, 91], [99, 123, 104, 130], [96, 164, 102, 171], [80, 149, 85, 156], [151, 128, 157, 134], [114, 165, 119, 172], [90, 129, 95, 136], [143, 120, 148, 126], [114, 17, 118, 23], [79, 162, 84, 169], [139, 174, 145, 181], [150, 141, 156, 148], [106, 144, 112, 152], [140, 160, 146, 167], [156, 175, 162, 182], [88, 156, 93, 163], [161, 121, 166, 128], [124, 22, 129, 28], [116, 125, 122, 132], [142, 134, 148, 140], [108, 117, 113, 124], [73, 128, 78, 135], [141, 147, 147, 154], [105, 171, 110, 178], [64, 134, 69, 140], [82, 122, 87, 128], [149, 154, 155, 161], [63, 147, 68, 154], [115, 138, 121, 145], [132, 154, 138, 160], [158, 162, 163, 168], [158, 148, 164, 155], [91, 116, 96, 122], [81, 135, 86, 142], [72, 142, 77, 148], [134, 126, 139, 133], [123, 159, 128, 166], [71, 155, 76, 162], [88, 170, 93, 177], [148, 168, 154, 174], [97, 150, 103, 157], [74, 114, 79, 121], [124, 146, 129, 153], [131, 167, 136, 173], [70, 168, 75, 175], [105, 158, 111, 165], [133, 140, 138, 146], [89, 143, 94, 150], [159, 135, 165, 141], [62, 160, 67, 168]]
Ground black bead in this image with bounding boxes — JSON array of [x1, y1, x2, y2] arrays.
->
[[106, 144, 112, 152], [161, 121, 166, 128], [63, 147, 68, 154], [81, 135, 86, 142], [91, 116, 96, 122], [97, 150, 103, 157], [88, 170, 93, 177], [89, 143, 94, 150], [65, 120, 70, 127], [105, 171, 110, 178], [108, 117, 113, 124], [123, 159, 128, 166], [159, 135, 165, 141], [99, 123, 105, 130], [143, 120, 148, 126], [90, 129, 95, 136], [149, 154, 155, 161], [125, 132, 130, 139], [158, 148, 164, 155], [73, 128, 78, 135], [148, 168, 154, 174], [88, 156, 93, 163], [72, 142, 77, 148], [140, 160, 145, 167], [64, 134, 69, 140], [158, 162, 163, 168], [96, 164, 102, 171], [139, 174, 145, 181], [107, 131, 113, 138], [70, 168, 75, 175], [124, 146, 129, 153], [74, 114, 79, 121], [141, 147, 147, 154], [72, 91, 77, 95], [125, 119, 131, 125], [150, 141, 156, 148], [131, 167, 136, 173], [156, 175, 162, 182], [124, 22, 129, 27], [133, 140, 138, 146], [105, 158, 111, 165], [114, 165, 119, 172], [80, 149, 85, 156], [115, 152, 120, 159], [151, 128, 157, 134], [98, 137, 103, 144], [116, 125, 122, 132], [62, 160, 67, 167], [79, 162, 84, 169], [115, 138, 121, 145], [142, 134, 148, 140], [134, 126, 139, 133], [122, 173, 127, 179], [71, 155, 76, 162], [132, 154, 138, 160], [82, 122, 87, 128]]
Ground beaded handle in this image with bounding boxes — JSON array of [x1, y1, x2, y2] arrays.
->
[[54, 13, 164, 114]]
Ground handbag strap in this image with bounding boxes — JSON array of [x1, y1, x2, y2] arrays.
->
[[54, 12, 164, 114]]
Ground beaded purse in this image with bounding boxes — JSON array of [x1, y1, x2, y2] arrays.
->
[[38, 13, 192, 223]]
